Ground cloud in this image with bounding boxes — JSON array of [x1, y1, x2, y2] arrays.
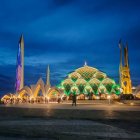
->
[[0, 0, 140, 95]]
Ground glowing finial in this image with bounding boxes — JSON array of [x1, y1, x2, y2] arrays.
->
[[84, 61, 87, 66]]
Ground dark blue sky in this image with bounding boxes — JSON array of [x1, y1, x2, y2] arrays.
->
[[0, 0, 140, 96]]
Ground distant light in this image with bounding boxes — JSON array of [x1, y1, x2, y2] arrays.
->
[[96, 96, 100, 99], [130, 102, 134, 105], [132, 87, 136, 90], [107, 95, 111, 99], [84, 61, 87, 66]]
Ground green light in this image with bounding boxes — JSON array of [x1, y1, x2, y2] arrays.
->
[[58, 65, 121, 97]]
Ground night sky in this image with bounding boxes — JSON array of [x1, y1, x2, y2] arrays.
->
[[0, 0, 140, 96]]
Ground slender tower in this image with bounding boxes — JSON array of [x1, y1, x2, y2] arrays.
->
[[46, 65, 51, 87], [124, 43, 129, 67], [15, 35, 24, 92], [123, 43, 132, 94], [45, 65, 51, 94], [119, 40, 132, 94]]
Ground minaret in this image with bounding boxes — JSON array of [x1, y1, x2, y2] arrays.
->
[[124, 43, 132, 94], [46, 65, 51, 87], [15, 35, 24, 92], [124, 43, 129, 67], [119, 40, 132, 94], [20, 35, 24, 89]]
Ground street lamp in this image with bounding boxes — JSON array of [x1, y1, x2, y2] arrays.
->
[[107, 95, 111, 105]]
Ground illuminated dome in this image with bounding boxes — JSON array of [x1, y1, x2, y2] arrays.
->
[[76, 66, 97, 81], [58, 64, 120, 96]]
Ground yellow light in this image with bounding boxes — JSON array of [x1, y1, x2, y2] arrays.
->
[[96, 96, 100, 99], [107, 95, 111, 99]]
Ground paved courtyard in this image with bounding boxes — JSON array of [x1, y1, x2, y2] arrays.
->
[[0, 101, 140, 139]]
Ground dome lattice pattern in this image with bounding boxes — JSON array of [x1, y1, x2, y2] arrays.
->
[[58, 65, 120, 95]]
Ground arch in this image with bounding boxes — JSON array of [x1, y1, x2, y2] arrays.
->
[[47, 87, 62, 102], [102, 78, 115, 85], [85, 84, 92, 94], [77, 94, 85, 100], [60, 93, 67, 100], [18, 86, 32, 98], [98, 84, 107, 94], [111, 93, 119, 99], [1, 94, 11, 101], [76, 66, 97, 81], [89, 78, 100, 86], [75, 78, 87, 86], [68, 72, 81, 82], [94, 71, 106, 81], [47, 87, 62, 97], [62, 79, 74, 86], [33, 78, 45, 98], [71, 85, 79, 94]]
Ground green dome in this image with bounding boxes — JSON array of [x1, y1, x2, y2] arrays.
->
[[59, 64, 120, 96]]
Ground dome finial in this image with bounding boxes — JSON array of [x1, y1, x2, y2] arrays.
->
[[84, 61, 87, 66]]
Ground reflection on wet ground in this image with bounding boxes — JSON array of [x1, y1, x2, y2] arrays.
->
[[0, 104, 140, 139], [0, 118, 140, 140]]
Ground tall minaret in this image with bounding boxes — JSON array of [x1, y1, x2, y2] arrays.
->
[[20, 35, 24, 89], [124, 43, 129, 67], [46, 65, 51, 87], [15, 35, 24, 92], [119, 40, 132, 94]]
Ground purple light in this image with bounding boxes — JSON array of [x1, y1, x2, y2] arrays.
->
[[15, 44, 22, 92]]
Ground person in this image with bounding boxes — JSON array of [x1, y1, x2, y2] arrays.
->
[[72, 94, 77, 106], [57, 95, 61, 103]]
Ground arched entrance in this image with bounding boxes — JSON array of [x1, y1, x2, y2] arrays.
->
[[47, 87, 61, 102], [18, 86, 32, 103], [77, 94, 85, 100], [33, 85, 45, 103]]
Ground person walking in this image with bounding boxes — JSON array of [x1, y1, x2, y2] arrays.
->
[[72, 94, 77, 106]]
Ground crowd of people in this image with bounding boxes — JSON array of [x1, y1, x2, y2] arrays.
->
[[1, 94, 78, 106], [1, 95, 61, 104]]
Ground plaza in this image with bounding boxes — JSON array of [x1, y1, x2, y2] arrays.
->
[[0, 101, 140, 139]]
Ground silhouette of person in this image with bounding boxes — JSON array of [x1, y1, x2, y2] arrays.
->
[[57, 95, 61, 103], [72, 94, 77, 106]]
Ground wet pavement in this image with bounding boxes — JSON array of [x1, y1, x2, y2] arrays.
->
[[0, 103, 140, 139], [0, 119, 140, 140]]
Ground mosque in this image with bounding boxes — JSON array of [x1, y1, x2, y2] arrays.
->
[[1, 35, 138, 104], [58, 63, 120, 100]]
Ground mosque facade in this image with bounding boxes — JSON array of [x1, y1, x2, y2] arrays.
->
[[1, 35, 136, 103]]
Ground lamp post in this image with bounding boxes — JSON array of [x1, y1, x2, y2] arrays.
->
[[107, 95, 111, 105]]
